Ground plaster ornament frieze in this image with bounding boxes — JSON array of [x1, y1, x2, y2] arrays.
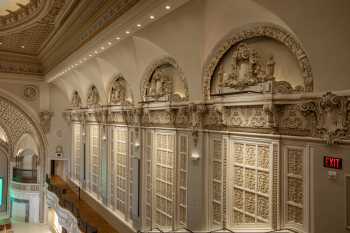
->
[[300, 92, 350, 144], [204, 24, 313, 99], [0, 59, 42, 75]]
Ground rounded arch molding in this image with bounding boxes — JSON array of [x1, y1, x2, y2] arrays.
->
[[140, 56, 189, 102], [0, 89, 48, 164], [203, 23, 314, 100]]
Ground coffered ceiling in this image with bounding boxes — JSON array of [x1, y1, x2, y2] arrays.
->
[[0, 0, 140, 77]]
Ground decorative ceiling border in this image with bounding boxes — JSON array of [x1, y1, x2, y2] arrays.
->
[[203, 23, 314, 100]]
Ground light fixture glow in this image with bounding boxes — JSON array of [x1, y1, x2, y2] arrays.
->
[[108, 41, 112, 45], [165, 5, 171, 10], [137, 24, 142, 27], [125, 30, 130, 34], [21, 45, 25, 48], [101, 46, 105, 50], [149, 15, 155, 19]]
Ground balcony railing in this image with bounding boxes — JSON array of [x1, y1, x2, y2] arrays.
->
[[47, 180, 98, 233], [12, 168, 37, 183]]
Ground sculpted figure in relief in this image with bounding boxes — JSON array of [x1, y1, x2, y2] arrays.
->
[[110, 78, 126, 104], [223, 43, 276, 90], [87, 86, 99, 106], [71, 91, 81, 107], [147, 69, 171, 98]]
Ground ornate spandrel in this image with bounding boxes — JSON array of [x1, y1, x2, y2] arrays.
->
[[300, 92, 349, 144], [87, 86, 100, 107]]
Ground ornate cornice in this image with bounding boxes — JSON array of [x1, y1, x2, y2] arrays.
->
[[64, 91, 350, 144], [0, 0, 47, 33]]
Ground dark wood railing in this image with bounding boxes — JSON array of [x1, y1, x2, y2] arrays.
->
[[12, 168, 37, 183], [47, 178, 98, 233]]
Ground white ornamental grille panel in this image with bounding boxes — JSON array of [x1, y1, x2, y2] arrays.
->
[[129, 129, 135, 219], [154, 133, 175, 228], [227, 141, 272, 227], [285, 147, 304, 226], [210, 137, 224, 227], [72, 124, 81, 182], [144, 129, 153, 227], [111, 126, 128, 217], [177, 134, 188, 227], [89, 125, 100, 196]]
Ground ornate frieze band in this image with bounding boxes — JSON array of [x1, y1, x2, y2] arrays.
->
[[65, 91, 350, 144]]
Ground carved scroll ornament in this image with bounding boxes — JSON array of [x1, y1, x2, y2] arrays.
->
[[300, 92, 349, 144]]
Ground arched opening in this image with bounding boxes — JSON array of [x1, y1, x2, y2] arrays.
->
[[13, 134, 39, 183]]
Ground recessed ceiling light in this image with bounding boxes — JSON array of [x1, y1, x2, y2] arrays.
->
[[101, 46, 105, 50], [108, 41, 112, 45], [116, 36, 120, 40], [150, 15, 155, 20], [165, 5, 171, 10], [94, 50, 98, 54], [89, 54, 92, 57], [125, 31, 130, 34], [21, 45, 25, 48], [137, 24, 142, 27]]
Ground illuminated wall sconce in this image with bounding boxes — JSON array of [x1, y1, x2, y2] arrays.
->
[[191, 130, 200, 160], [133, 141, 141, 160]]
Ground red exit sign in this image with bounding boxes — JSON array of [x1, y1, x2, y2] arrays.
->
[[324, 156, 342, 169]]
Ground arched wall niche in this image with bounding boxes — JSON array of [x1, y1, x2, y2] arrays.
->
[[108, 73, 134, 105], [86, 85, 100, 107], [203, 23, 313, 99], [141, 56, 189, 103], [70, 90, 82, 108]]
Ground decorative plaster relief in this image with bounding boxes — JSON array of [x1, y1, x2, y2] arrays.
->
[[71, 91, 82, 108], [142, 58, 189, 103], [109, 75, 131, 105], [204, 24, 313, 99], [23, 85, 39, 101], [300, 92, 350, 144], [87, 86, 100, 107]]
